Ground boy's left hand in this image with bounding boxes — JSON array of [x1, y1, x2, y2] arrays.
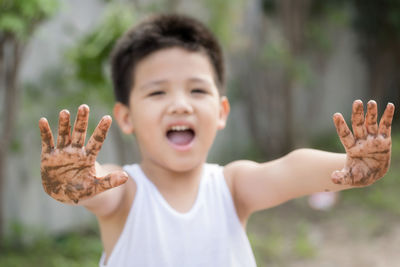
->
[[332, 100, 395, 186]]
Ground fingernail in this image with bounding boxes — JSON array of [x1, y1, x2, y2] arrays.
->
[[102, 115, 112, 122], [79, 104, 90, 113]]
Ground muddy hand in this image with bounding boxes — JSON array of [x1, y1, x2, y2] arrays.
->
[[39, 104, 128, 204], [331, 100, 394, 186]]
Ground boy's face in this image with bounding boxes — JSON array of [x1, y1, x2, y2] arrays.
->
[[114, 47, 230, 173]]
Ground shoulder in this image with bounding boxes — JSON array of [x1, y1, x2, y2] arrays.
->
[[224, 160, 259, 177], [223, 160, 260, 188], [223, 160, 260, 224]]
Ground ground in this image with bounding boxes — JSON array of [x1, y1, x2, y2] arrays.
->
[[248, 195, 400, 267]]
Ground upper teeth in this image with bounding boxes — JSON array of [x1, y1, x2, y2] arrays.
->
[[170, 125, 189, 131]]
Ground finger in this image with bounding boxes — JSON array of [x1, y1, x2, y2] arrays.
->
[[57, 109, 71, 149], [351, 100, 367, 140], [378, 102, 395, 138], [331, 170, 351, 185], [71, 104, 90, 148], [333, 113, 355, 150], [39, 118, 55, 153], [93, 171, 129, 194], [86, 115, 112, 161], [365, 100, 378, 136]]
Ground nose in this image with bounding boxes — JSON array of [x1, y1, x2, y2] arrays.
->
[[167, 93, 194, 115]]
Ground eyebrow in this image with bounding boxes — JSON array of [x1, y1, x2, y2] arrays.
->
[[138, 77, 213, 91], [138, 80, 167, 91]]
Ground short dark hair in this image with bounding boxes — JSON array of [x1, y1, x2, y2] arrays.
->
[[110, 14, 225, 105]]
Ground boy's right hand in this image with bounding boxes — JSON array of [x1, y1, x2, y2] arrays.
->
[[39, 104, 128, 204]]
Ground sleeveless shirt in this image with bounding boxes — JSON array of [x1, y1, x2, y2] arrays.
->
[[99, 163, 257, 267]]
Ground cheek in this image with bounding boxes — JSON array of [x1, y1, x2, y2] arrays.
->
[[131, 103, 158, 122], [200, 110, 220, 138], [204, 106, 222, 126], [132, 111, 161, 137], [135, 127, 159, 154]]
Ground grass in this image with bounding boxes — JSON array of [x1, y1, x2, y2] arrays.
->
[[0, 227, 102, 267], [292, 222, 317, 259]]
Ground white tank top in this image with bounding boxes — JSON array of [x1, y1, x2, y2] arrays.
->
[[100, 163, 257, 267]]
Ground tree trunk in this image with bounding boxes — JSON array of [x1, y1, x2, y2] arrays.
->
[[278, 0, 310, 152], [281, 75, 293, 153], [369, 48, 395, 103], [238, 0, 312, 159], [0, 37, 23, 242]]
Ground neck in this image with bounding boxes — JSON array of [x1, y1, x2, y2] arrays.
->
[[139, 160, 204, 193]]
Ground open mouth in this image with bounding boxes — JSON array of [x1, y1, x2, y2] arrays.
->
[[166, 125, 195, 147]]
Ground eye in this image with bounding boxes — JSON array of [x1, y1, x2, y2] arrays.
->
[[191, 88, 207, 94], [148, 91, 165, 97]]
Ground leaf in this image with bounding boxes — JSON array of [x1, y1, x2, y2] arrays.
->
[[66, 3, 136, 105], [0, 14, 26, 36]]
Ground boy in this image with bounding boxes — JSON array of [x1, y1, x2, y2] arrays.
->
[[38, 14, 394, 266]]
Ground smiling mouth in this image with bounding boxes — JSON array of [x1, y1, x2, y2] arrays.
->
[[166, 125, 195, 146]]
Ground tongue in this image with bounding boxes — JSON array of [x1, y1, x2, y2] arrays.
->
[[167, 130, 194, 146]]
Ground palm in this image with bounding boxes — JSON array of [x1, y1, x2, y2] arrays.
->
[[41, 148, 96, 203], [332, 100, 394, 186], [39, 105, 127, 204]]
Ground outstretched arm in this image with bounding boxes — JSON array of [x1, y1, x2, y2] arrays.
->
[[224, 100, 394, 223], [39, 105, 130, 217]]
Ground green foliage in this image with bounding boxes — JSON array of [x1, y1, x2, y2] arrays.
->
[[310, 132, 344, 153], [351, 0, 400, 42], [306, 6, 350, 52], [67, 2, 136, 107], [248, 230, 284, 262], [0, 0, 58, 40], [202, 0, 245, 46], [261, 0, 276, 15], [259, 0, 351, 91], [262, 41, 315, 86], [37, 0, 246, 110], [0, 229, 102, 267], [293, 223, 316, 259], [308, 0, 348, 19]]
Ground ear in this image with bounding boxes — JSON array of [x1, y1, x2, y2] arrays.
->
[[113, 102, 135, 134], [217, 96, 230, 130]]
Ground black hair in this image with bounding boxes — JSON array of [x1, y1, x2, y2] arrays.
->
[[110, 13, 225, 105]]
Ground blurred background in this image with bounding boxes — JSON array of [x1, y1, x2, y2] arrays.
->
[[1, 0, 400, 266]]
